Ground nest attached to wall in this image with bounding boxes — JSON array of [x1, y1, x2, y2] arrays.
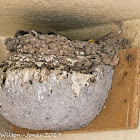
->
[[0, 30, 131, 131]]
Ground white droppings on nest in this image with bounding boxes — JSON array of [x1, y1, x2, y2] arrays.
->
[[77, 56, 85, 59], [71, 72, 95, 97], [35, 62, 44, 67], [51, 73, 60, 84], [40, 69, 47, 82], [44, 55, 55, 62], [65, 58, 78, 66], [10, 68, 99, 98], [23, 70, 31, 83], [57, 71, 68, 81], [33, 70, 40, 80], [48, 71, 68, 93], [5, 68, 99, 99], [79, 52, 85, 55]]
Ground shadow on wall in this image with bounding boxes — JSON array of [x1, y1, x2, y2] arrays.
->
[[21, 10, 114, 31], [18, 9, 125, 34], [0, 5, 122, 38]]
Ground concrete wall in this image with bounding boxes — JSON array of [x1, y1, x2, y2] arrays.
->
[[0, 0, 140, 140]]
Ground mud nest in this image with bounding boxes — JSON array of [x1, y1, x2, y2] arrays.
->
[[0, 30, 131, 131]]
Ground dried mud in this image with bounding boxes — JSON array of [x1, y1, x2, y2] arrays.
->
[[1, 30, 131, 75]]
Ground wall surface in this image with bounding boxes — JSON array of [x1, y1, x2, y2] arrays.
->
[[0, 0, 140, 140], [1, 0, 140, 36]]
